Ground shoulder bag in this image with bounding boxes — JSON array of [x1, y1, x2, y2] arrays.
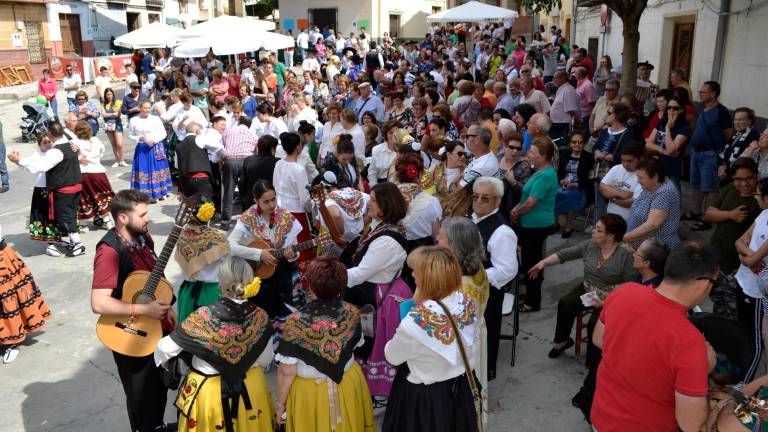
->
[[359, 278, 398, 338], [435, 299, 483, 432]]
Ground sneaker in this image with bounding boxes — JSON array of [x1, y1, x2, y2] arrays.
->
[[3, 345, 19, 364], [46, 242, 67, 257], [78, 225, 90, 234], [66, 242, 86, 257], [46, 242, 86, 257], [119, 161, 129, 167], [584, 224, 593, 234], [219, 221, 231, 231], [111, 162, 120, 168], [104, 217, 115, 230], [0, 186, 8, 193]]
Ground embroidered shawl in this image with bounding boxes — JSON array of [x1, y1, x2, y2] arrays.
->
[[170, 298, 273, 384], [354, 221, 406, 257], [401, 291, 477, 365], [239, 205, 295, 246], [328, 188, 366, 219], [460, 268, 490, 317], [276, 299, 362, 384], [421, 163, 448, 197], [174, 224, 230, 278]]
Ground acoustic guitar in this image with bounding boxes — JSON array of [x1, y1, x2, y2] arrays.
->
[[96, 199, 196, 358], [310, 184, 359, 264], [246, 233, 331, 279]]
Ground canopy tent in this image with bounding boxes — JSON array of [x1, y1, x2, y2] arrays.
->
[[178, 15, 276, 40], [174, 30, 294, 57], [426, 1, 519, 23], [113, 22, 186, 49]]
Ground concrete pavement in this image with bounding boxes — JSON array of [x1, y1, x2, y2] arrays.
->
[[1, 86, 609, 432]]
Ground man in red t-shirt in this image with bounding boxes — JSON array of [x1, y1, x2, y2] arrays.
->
[[591, 242, 718, 432], [91, 189, 176, 432]]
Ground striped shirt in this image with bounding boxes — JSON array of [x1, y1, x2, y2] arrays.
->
[[222, 124, 257, 159]]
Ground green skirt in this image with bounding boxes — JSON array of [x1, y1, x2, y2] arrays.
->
[[177, 280, 221, 323]]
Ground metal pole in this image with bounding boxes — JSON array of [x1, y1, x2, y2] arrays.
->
[[711, 0, 730, 82]]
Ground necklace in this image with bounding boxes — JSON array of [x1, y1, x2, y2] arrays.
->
[[596, 243, 618, 268]]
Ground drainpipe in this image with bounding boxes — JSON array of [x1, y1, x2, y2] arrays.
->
[[711, 0, 730, 82], [571, 0, 577, 47]]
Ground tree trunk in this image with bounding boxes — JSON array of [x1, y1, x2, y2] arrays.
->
[[619, 13, 641, 96]]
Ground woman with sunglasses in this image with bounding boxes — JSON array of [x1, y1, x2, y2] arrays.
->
[[554, 131, 595, 238], [422, 140, 466, 199], [644, 95, 692, 196], [69, 91, 100, 136]]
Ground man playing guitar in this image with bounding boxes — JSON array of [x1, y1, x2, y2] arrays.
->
[[91, 189, 177, 432]]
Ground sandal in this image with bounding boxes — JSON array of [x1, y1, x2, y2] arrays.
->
[[690, 221, 712, 232], [519, 303, 541, 313], [548, 338, 575, 359], [681, 212, 702, 221]]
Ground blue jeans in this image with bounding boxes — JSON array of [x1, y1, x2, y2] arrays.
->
[[0, 125, 9, 190], [297, 47, 306, 62], [50, 97, 59, 121], [690, 149, 719, 193]]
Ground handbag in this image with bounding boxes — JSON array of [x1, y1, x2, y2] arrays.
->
[[359, 279, 397, 338], [154, 141, 167, 161], [159, 353, 190, 390], [435, 299, 483, 432]]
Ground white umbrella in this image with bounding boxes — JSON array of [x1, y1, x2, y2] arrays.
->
[[427, 1, 519, 23], [179, 15, 276, 40], [174, 30, 294, 57], [114, 22, 186, 49]]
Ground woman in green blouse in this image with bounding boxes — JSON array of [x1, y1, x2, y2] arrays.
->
[[528, 213, 638, 358]]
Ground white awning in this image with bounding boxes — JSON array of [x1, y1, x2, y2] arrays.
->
[[427, 1, 519, 23], [114, 21, 186, 49], [174, 29, 293, 57]]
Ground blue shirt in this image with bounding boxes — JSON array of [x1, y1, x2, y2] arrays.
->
[[141, 55, 154, 75], [354, 95, 385, 123], [690, 103, 732, 152]]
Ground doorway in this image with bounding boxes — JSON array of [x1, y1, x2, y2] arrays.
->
[[308, 8, 337, 33], [25, 21, 45, 64], [127, 12, 140, 32], [670, 22, 694, 78], [58, 14, 82, 55], [389, 14, 401, 38]]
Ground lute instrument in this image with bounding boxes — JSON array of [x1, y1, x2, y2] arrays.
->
[[246, 232, 331, 279], [96, 199, 196, 357], [310, 184, 360, 264]]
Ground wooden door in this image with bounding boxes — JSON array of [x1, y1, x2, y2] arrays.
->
[[59, 14, 82, 55], [389, 14, 401, 38], [25, 21, 45, 64], [671, 22, 694, 74]]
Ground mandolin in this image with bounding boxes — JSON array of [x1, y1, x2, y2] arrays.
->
[[310, 184, 360, 264], [96, 199, 196, 358], [247, 233, 331, 278]]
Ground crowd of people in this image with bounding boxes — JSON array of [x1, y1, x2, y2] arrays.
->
[[0, 20, 768, 432]]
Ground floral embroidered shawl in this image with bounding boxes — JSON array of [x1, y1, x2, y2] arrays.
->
[[328, 188, 366, 219], [277, 299, 362, 384], [174, 224, 230, 278], [239, 205, 295, 246], [170, 298, 273, 384]]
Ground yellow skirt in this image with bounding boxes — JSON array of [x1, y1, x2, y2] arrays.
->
[[175, 368, 274, 432], [286, 362, 376, 432]]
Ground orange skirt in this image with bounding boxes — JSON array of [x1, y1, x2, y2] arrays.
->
[[0, 244, 51, 345]]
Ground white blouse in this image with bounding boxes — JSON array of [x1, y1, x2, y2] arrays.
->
[[736, 209, 768, 299], [286, 107, 319, 132], [347, 220, 407, 287], [17, 150, 49, 187], [228, 212, 302, 262], [367, 143, 397, 185], [341, 125, 366, 162], [319, 121, 344, 164], [74, 137, 106, 174], [275, 145, 319, 183], [128, 114, 167, 144], [273, 160, 310, 213], [172, 106, 208, 140], [402, 192, 442, 241], [321, 190, 370, 243]]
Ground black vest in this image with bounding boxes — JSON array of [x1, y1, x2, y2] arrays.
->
[[96, 230, 154, 300], [475, 212, 506, 270], [351, 227, 408, 268], [46, 142, 82, 190], [365, 52, 381, 70], [176, 135, 212, 176]]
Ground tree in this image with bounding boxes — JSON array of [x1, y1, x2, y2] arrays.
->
[[520, 0, 648, 94]]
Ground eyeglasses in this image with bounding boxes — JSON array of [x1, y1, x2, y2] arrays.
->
[[462, 134, 478, 139], [733, 176, 757, 183], [633, 252, 647, 260], [697, 276, 717, 286], [471, 194, 496, 203], [455, 151, 467, 157], [508, 145, 522, 150], [571, 140, 584, 144], [667, 106, 681, 111]]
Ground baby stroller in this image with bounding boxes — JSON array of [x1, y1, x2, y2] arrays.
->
[[20, 101, 52, 143]]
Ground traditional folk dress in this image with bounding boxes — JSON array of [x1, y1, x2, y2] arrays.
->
[[316, 188, 369, 265], [174, 223, 230, 323], [73, 137, 115, 222], [276, 299, 375, 432], [383, 291, 480, 432], [0, 227, 52, 346], [228, 206, 304, 319], [17, 150, 60, 242], [273, 159, 313, 263], [421, 162, 462, 200], [346, 221, 411, 398], [398, 183, 442, 250], [128, 114, 173, 199], [460, 269, 490, 426], [155, 299, 275, 432]]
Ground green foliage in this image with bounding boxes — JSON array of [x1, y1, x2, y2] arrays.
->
[[518, 0, 563, 14], [252, 1, 273, 19]]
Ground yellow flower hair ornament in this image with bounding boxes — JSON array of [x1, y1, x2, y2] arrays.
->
[[243, 277, 262, 299], [332, 135, 341, 145], [196, 202, 216, 223]]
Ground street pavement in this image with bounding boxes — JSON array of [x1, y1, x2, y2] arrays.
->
[[0, 84, 685, 431]]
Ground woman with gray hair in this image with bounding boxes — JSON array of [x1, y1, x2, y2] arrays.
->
[[437, 216, 490, 425], [154, 256, 275, 432]]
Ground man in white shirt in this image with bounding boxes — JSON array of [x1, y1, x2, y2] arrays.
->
[[172, 94, 208, 141], [334, 32, 346, 54], [240, 58, 257, 90], [471, 176, 518, 380], [122, 64, 138, 99], [521, 77, 551, 114], [354, 82, 385, 123], [550, 70, 581, 141], [460, 124, 500, 187], [301, 48, 321, 74], [251, 104, 288, 141], [599, 143, 643, 222], [94, 66, 112, 103], [63, 64, 82, 107], [296, 29, 309, 62]]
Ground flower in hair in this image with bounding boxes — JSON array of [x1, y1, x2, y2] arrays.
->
[[406, 164, 419, 181], [196, 202, 215, 223], [243, 277, 262, 299], [333, 135, 341, 145]]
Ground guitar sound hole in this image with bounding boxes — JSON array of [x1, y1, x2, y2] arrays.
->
[[134, 293, 156, 305]]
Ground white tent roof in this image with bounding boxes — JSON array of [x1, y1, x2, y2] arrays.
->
[[427, 1, 519, 23], [113, 22, 186, 49], [174, 30, 294, 57], [178, 16, 276, 40]]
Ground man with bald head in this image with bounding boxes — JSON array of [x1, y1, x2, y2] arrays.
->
[[521, 78, 551, 113], [63, 112, 78, 140], [549, 70, 580, 142]]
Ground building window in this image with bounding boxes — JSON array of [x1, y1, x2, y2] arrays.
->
[[389, 14, 400, 38], [432, 6, 442, 14]]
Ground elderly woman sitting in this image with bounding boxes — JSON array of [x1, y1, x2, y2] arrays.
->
[[528, 213, 638, 358]]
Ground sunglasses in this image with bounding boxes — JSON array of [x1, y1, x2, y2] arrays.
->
[[697, 276, 717, 286], [455, 151, 467, 157], [667, 106, 681, 111], [508, 144, 522, 150], [471, 194, 495, 203]]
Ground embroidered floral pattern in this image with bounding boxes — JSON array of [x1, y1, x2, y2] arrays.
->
[[239, 206, 294, 245], [281, 301, 360, 364], [177, 225, 229, 263], [459, 269, 489, 310], [180, 304, 270, 365], [328, 189, 366, 219], [407, 292, 477, 345]]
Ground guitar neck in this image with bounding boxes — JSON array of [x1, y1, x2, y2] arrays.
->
[[141, 225, 182, 297], [272, 238, 316, 259]]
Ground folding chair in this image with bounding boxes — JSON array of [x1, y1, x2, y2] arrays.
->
[[499, 275, 521, 366]]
